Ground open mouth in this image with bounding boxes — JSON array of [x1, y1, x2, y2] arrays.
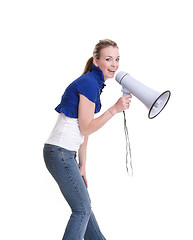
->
[[108, 69, 116, 73]]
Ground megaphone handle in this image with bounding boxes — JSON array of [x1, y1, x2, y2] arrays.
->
[[122, 86, 131, 96]]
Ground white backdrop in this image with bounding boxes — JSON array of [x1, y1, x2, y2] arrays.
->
[[1, 0, 193, 239]]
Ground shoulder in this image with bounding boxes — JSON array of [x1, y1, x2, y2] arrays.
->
[[75, 72, 99, 102], [78, 72, 98, 85], [77, 72, 99, 91]]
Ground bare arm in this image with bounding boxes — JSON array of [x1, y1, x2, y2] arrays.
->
[[78, 94, 131, 136], [78, 135, 89, 187], [78, 94, 131, 187], [78, 135, 88, 169]]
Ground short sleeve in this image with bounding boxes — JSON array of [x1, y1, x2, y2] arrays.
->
[[76, 77, 99, 103]]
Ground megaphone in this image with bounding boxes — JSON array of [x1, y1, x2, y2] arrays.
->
[[115, 71, 171, 119]]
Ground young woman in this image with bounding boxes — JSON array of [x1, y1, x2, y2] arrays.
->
[[43, 39, 131, 240]]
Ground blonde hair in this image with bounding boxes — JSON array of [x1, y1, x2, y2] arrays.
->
[[82, 39, 119, 75]]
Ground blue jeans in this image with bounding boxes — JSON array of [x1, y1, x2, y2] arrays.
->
[[43, 144, 106, 240]]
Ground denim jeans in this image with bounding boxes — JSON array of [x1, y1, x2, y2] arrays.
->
[[43, 144, 106, 240]]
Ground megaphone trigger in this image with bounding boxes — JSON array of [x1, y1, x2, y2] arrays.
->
[[121, 87, 132, 102]]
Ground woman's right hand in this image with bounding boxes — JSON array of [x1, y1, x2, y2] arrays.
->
[[111, 94, 132, 114]]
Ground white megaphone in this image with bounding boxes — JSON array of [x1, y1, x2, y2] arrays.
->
[[115, 71, 171, 119]]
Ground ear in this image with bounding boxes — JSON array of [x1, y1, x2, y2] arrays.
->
[[93, 57, 99, 67]]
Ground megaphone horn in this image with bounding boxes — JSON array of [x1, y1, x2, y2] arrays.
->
[[115, 71, 171, 119]]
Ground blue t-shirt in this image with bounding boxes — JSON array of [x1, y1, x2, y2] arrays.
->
[[55, 64, 105, 118]]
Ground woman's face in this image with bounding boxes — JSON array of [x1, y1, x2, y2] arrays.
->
[[93, 46, 120, 80]]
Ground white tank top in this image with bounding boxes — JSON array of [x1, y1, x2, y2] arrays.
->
[[45, 113, 84, 151]]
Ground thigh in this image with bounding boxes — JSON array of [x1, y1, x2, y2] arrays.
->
[[43, 144, 91, 212]]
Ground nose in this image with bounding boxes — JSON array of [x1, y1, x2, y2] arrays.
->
[[111, 59, 118, 67]]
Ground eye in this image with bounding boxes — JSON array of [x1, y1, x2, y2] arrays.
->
[[116, 58, 120, 62], [105, 58, 111, 62]]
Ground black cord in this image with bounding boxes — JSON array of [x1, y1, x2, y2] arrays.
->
[[123, 111, 133, 176]]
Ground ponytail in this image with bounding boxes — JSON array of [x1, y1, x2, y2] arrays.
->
[[82, 57, 93, 75]]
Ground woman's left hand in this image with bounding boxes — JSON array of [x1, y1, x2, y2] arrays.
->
[[79, 165, 88, 188]]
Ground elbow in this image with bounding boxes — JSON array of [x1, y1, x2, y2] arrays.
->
[[79, 124, 93, 136], [79, 118, 94, 136], [80, 128, 90, 137]]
